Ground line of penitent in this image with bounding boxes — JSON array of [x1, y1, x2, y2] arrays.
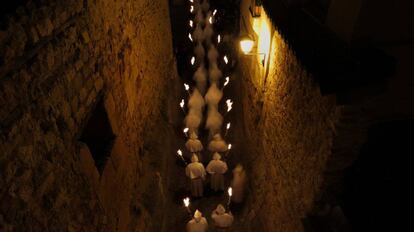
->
[[175, 0, 246, 231]]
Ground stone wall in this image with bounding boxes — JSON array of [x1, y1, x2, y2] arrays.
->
[[237, 1, 339, 231], [0, 0, 175, 231]]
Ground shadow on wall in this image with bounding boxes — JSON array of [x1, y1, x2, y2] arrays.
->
[[341, 119, 413, 231]]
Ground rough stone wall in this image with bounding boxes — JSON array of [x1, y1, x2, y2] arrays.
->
[[237, 3, 339, 231], [0, 0, 174, 231]]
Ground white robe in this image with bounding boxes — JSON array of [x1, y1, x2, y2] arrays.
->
[[194, 42, 205, 62], [204, 83, 222, 109], [185, 138, 204, 153], [208, 45, 219, 64], [209, 63, 223, 83], [203, 24, 214, 46], [188, 90, 205, 113], [185, 109, 202, 134], [186, 162, 206, 197], [205, 109, 223, 136], [193, 66, 208, 94], [231, 170, 246, 203], [211, 212, 234, 231], [208, 139, 228, 152], [186, 217, 208, 232], [206, 160, 228, 191]]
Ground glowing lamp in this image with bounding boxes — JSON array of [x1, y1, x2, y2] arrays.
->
[[240, 39, 254, 54]]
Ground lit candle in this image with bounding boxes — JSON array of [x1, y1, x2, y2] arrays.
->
[[183, 197, 192, 216], [209, 16, 213, 24], [188, 33, 193, 42], [213, 9, 217, 16], [191, 56, 195, 65], [222, 76, 230, 89], [227, 187, 233, 206], [177, 149, 187, 165], [224, 122, 231, 136], [184, 83, 190, 96], [180, 99, 185, 114], [224, 55, 229, 64], [189, 20, 193, 27], [217, 34, 221, 44], [190, 5, 194, 13], [225, 143, 232, 156], [183, 127, 189, 137]]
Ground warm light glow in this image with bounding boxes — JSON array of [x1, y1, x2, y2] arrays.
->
[[190, 5, 194, 13], [226, 99, 233, 112], [180, 99, 185, 108], [217, 35, 221, 43], [188, 33, 193, 42], [224, 77, 230, 87], [228, 187, 232, 197], [209, 16, 213, 24], [189, 20, 193, 27], [228, 144, 232, 150], [189, 0, 193, 3], [240, 39, 254, 54], [184, 83, 190, 91], [183, 197, 190, 207], [184, 128, 189, 133], [213, 9, 217, 16], [226, 123, 231, 130], [224, 55, 229, 64], [177, 149, 183, 156], [191, 56, 195, 65]]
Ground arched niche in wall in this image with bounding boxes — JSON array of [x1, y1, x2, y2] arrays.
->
[[79, 94, 116, 175]]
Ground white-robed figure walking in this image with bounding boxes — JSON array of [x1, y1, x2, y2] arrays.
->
[[186, 132, 204, 159], [231, 164, 247, 203], [187, 209, 208, 232], [206, 153, 228, 191], [208, 134, 228, 152], [211, 204, 234, 232], [186, 154, 206, 197]]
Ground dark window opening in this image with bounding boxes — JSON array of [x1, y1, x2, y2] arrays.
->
[[341, 119, 413, 231], [79, 97, 115, 174]]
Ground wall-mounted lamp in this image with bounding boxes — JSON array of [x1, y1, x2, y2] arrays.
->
[[249, 0, 262, 17], [239, 34, 266, 66]]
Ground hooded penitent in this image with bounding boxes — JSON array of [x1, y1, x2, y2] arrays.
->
[[193, 65, 208, 94], [204, 83, 223, 108], [186, 132, 204, 153], [208, 134, 228, 152], [208, 63, 223, 83], [188, 89, 205, 112]]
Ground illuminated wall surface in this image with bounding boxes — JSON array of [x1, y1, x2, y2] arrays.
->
[[238, 0, 339, 231], [0, 0, 175, 231]]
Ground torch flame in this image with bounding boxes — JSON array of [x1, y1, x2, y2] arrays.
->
[[228, 144, 232, 150], [177, 149, 183, 156], [191, 56, 195, 65], [228, 187, 232, 197], [189, 20, 193, 27], [184, 128, 189, 133], [226, 123, 231, 129], [188, 33, 193, 42], [224, 77, 230, 87], [213, 9, 217, 16], [190, 5, 194, 13], [180, 99, 185, 108], [189, 0, 193, 3], [224, 55, 229, 64], [183, 197, 190, 207], [209, 16, 213, 24], [184, 83, 190, 91], [218, 35, 221, 43]]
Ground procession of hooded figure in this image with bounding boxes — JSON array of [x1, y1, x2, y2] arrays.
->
[[211, 204, 234, 232]]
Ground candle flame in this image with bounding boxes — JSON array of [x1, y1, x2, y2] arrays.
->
[[188, 33, 193, 42], [184, 83, 190, 91], [209, 16, 213, 24], [224, 55, 229, 64], [191, 56, 195, 65], [189, 20, 193, 27], [224, 77, 229, 86], [184, 128, 189, 133], [183, 197, 190, 207], [226, 99, 233, 112], [190, 5, 194, 13], [189, 0, 193, 3], [228, 187, 232, 197], [180, 99, 185, 108], [226, 123, 231, 129], [213, 9, 217, 16], [217, 34, 221, 43], [177, 149, 183, 156], [228, 144, 232, 150]]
